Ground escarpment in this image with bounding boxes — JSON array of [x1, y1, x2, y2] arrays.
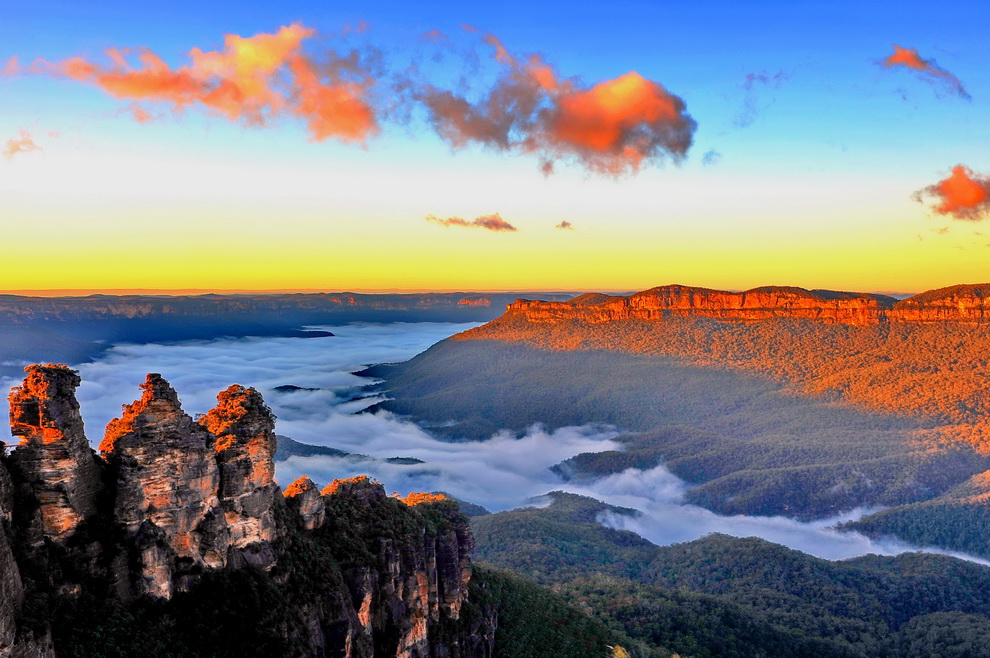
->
[[0, 365, 490, 657], [499, 282, 990, 325]]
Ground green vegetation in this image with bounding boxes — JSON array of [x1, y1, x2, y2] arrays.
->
[[844, 470, 990, 558], [471, 493, 990, 657], [471, 566, 668, 658]]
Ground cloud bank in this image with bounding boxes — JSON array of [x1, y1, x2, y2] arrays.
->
[[425, 212, 517, 231], [882, 45, 970, 100], [914, 165, 990, 220], [9, 24, 696, 176], [31, 24, 379, 143]]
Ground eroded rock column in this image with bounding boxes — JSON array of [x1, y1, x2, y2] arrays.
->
[[7, 364, 101, 542], [199, 385, 278, 567], [100, 374, 228, 598]]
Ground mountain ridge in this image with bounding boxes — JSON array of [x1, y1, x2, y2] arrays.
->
[[497, 282, 990, 325]]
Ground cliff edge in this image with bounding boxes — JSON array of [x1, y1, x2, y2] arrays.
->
[[498, 283, 990, 325]]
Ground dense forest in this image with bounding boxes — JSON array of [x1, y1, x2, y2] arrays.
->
[[470, 493, 990, 657]]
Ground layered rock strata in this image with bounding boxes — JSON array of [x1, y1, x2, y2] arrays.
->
[[503, 283, 990, 326]]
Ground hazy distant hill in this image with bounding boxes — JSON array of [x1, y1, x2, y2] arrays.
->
[[0, 290, 573, 378]]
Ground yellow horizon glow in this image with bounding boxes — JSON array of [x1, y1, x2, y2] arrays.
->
[[1, 139, 984, 294]]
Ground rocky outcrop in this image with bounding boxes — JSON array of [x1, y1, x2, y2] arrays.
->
[[0, 366, 492, 657], [891, 283, 990, 321], [6, 364, 101, 542], [199, 385, 278, 568], [501, 283, 990, 326], [319, 477, 477, 657], [283, 476, 325, 531], [100, 374, 227, 599]]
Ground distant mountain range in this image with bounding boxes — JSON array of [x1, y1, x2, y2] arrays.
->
[[0, 290, 574, 378], [501, 282, 990, 324]]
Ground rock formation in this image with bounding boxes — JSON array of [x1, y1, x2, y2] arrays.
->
[[283, 476, 325, 530], [6, 364, 101, 542], [199, 384, 278, 568], [501, 283, 990, 326], [0, 366, 491, 657], [319, 477, 477, 656], [100, 374, 227, 599]]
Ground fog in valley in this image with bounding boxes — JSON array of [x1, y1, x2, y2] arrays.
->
[[2, 322, 984, 564]]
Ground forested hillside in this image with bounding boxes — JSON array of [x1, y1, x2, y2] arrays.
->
[[471, 494, 990, 657]]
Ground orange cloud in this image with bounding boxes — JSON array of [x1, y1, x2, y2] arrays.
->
[[555, 220, 574, 230], [425, 213, 517, 232], [882, 45, 969, 99], [914, 165, 990, 220], [34, 24, 378, 142], [3, 129, 41, 159], [417, 30, 695, 176]]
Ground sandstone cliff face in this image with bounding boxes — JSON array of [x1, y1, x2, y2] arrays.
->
[[891, 284, 990, 322], [0, 366, 490, 657], [284, 476, 326, 531], [100, 374, 228, 598], [6, 365, 101, 543], [503, 283, 990, 326], [199, 385, 278, 568], [316, 478, 479, 658]]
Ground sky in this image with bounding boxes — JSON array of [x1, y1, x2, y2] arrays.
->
[[2, 0, 989, 292]]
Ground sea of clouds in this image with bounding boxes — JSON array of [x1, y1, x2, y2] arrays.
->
[[2, 321, 986, 565]]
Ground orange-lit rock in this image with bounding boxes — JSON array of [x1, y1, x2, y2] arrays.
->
[[320, 481, 477, 655], [502, 283, 990, 326], [283, 475, 325, 530], [398, 491, 449, 506], [321, 474, 386, 501], [6, 364, 101, 542], [100, 374, 227, 599], [199, 385, 277, 567], [457, 297, 491, 306], [891, 284, 990, 322]]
